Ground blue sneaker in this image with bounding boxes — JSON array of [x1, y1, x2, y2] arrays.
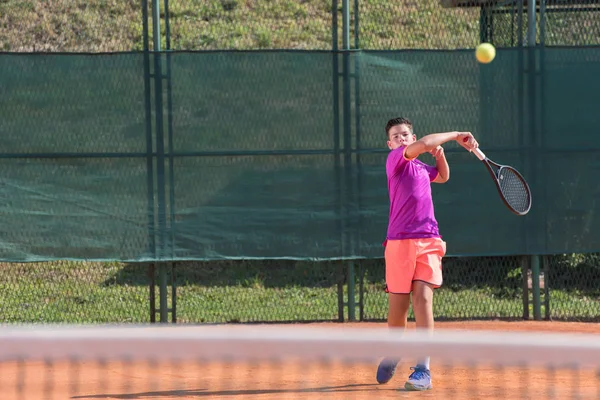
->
[[404, 366, 432, 391], [376, 358, 399, 384]]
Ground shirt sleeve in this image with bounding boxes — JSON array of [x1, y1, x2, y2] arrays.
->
[[423, 162, 439, 182], [386, 146, 409, 176]]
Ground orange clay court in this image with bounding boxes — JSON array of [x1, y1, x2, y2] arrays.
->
[[2, 321, 600, 400]]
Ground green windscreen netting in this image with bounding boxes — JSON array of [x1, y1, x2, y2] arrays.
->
[[0, 54, 152, 261], [1, 47, 599, 261]]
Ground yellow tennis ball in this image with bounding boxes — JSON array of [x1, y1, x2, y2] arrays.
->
[[475, 43, 496, 64]]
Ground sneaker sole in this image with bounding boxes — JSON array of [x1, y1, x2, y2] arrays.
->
[[376, 369, 396, 384], [376, 376, 394, 384], [404, 382, 432, 391]]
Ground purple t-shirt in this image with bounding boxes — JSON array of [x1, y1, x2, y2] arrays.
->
[[386, 146, 441, 240]]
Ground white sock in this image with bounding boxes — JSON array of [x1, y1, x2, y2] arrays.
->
[[416, 357, 430, 370]]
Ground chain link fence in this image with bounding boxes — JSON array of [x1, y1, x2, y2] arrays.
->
[[2, 1, 599, 52], [0, 261, 150, 323], [475, 0, 600, 47], [1, 0, 600, 324], [167, 0, 335, 50], [0, 0, 143, 52], [2, 253, 599, 323]]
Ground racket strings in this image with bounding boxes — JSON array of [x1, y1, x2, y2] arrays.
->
[[498, 168, 531, 214]]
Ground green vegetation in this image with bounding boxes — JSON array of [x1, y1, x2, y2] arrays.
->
[[0, 0, 142, 52], [0, 0, 481, 51], [1, 255, 599, 323], [2, 0, 597, 51]]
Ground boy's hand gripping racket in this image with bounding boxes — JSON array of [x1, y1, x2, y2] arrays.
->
[[467, 142, 532, 216]]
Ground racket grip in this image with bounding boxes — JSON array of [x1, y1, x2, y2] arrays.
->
[[461, 137, 486, 160], [473, 148, 486, 161]]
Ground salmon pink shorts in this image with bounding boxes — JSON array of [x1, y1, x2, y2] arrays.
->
[[384, 238, 446, 294]]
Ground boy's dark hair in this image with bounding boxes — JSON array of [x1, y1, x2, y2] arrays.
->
[[385, 117, 413, 138]]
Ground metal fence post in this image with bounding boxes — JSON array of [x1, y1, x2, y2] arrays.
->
[[142, 0, 159, 323], [342, 0, 356, 322], [164, 0, 176, 265], [527, 0, 542, 321], [332, 0, 344, 323], [522, 256, 529, 320], [353, 0, 364, 322], [531, 255, 542, 320], [151, 0, 169, 323]]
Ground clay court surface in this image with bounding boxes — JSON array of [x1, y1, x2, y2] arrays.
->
[[3, 321, 600, 399]]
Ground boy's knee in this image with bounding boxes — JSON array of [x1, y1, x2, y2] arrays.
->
[[411, 286, 433, 309], [412, 293, 429, 309]]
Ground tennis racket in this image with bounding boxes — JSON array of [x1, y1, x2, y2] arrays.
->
[[468, 146, 532, 216]]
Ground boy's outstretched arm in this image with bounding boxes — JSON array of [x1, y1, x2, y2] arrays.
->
[[405, 131, 478, 160]]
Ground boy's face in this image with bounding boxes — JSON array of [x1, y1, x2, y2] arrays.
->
[[387, 124, 416, 150]]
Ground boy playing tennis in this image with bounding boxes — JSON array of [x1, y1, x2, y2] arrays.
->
[[376, 117, 478, 391]]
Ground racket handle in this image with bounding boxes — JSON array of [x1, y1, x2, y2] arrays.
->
[[473, 148, 486, 161], [462, 137, 485, 160]]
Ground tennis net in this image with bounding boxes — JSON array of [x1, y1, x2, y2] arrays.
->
[[0, 324, 599, 399]]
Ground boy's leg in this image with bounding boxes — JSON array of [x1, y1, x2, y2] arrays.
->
[[412, 281, 435, 367], [388, 292, 410, 328], [404, 281, 435, 391], [376, 293, 410, 384], [404, 238, 444, 391], [377, 239, 415, 384]]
